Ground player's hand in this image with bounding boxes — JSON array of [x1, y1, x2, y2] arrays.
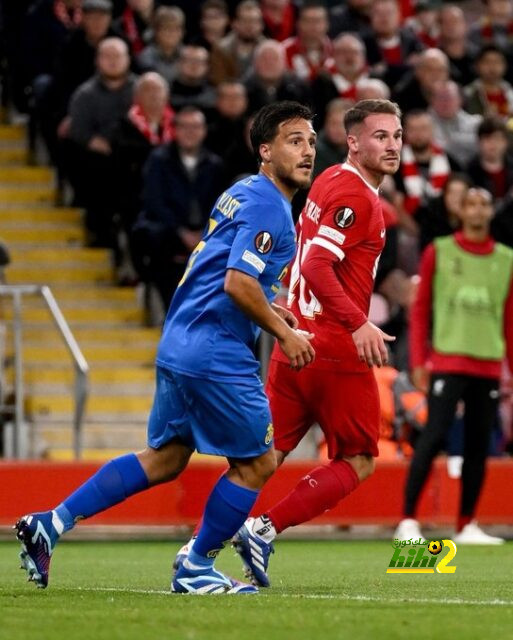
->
[[278, 328, 315, 370], [272, 303, 299, 329], [411, 366, 430, 394], [352, 321, 395, 368]]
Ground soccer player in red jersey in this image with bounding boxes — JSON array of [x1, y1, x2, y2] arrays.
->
[[231, 99, 404, 586], [174, 99, 404, 586]]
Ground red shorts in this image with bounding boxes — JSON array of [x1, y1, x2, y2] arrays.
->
[[266, 360, 380, 459]]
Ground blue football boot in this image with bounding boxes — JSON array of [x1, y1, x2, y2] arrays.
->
[[232, 517, 274, 588], [14, 511, 62, 589], [172, 562, 258, 594]]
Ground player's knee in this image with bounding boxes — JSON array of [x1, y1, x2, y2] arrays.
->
[[252, 450, 278, 486], [231, 449, 277, 489]]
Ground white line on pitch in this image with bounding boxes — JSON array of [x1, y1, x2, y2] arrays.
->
[[74, 587, 513, 606]]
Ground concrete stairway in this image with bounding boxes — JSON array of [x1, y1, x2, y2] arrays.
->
[[0, 124, 159, 460]]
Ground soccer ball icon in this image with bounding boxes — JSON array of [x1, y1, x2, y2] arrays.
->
[[428, 540, 443, 555]]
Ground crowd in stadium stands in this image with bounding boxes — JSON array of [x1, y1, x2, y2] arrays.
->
[[2, 0, 513, 454]]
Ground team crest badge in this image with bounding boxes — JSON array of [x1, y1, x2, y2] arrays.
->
[[255, 231, 273, 254], [334, 207, 355, 229], [265, 423, 274, 445]]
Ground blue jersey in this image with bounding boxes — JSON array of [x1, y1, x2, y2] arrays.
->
[[156, 174, 296, 381]]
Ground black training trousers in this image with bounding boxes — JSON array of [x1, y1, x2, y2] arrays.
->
[[404, 373, 499, 518]]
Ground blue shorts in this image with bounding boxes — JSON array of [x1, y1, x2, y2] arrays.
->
[[147, 366, 274, 458]]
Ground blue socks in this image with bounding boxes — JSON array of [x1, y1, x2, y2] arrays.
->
[[54, 453, 149, 532], [187, 475, 258, 571], [51, 453, 258, 575]]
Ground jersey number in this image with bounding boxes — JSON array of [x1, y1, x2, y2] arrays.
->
[[288, 237, 322, 319], [178, 240, 206, 287]]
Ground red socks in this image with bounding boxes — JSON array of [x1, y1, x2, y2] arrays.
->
[[267, 460, 360, 534]]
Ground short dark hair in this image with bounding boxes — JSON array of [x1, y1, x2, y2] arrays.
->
[[344, 99, 402, 133], [250, 101, 314, 163], [478, 115, 508, 138], [476, 44, 505, 62], [299, 0, 328, 15], [201, 0, 228, 14]]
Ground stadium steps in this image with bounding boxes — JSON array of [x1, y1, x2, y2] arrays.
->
[[0, 123, 158, 459]]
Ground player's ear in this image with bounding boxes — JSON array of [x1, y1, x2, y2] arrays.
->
[[260, 143, 271, 163], [346, 133, 358, 154]]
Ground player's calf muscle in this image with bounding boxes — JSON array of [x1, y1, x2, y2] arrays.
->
[[137, 444, 193, 485]]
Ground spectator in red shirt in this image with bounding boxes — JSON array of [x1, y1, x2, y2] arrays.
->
[[283, 0, 332, 82], [464, 45, 513, 118], [363, 0, 424, 89], [112, 0, 153, 56], [261, 0, 297, 42]]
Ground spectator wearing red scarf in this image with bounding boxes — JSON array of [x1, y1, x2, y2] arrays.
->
[[311, 33, 367, 127], [261, 0, 297, 42], [363, 0, 424, 89], [468, 0, 513, 61], [283, 1, 333, 82], [111, 72, 175, 282], [113, 0, 153, 56], [112, 71, 175, 230]]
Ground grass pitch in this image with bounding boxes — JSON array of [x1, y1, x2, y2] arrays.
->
[[1, 539, 513, 640]]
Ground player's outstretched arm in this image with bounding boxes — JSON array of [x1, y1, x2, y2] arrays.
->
[[225, 269, 315, 370]]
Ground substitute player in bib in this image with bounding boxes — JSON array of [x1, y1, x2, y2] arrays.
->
[[14, 101, 316, 594], [232, 99, 403, 587]]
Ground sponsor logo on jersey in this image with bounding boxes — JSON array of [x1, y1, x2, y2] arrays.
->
[[334, 207, 355, 229], [255, 231, 273, 254], [319, 225, 346, 245], [242, 250, 265, 273], [264, 423, 274, 445]]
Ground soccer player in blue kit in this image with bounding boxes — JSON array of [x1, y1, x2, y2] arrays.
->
[[14, 101, 316, 594]]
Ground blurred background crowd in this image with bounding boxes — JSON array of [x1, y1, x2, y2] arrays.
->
[[1, 0, 513, 456]]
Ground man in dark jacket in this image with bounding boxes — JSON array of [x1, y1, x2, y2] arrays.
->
[[66, 36, 136, 246], [134, 106, 225, 309]]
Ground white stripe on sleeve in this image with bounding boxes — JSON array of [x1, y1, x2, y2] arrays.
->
[[310, 236, 345, 261]]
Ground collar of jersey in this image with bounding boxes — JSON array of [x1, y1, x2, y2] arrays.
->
[[257, 172, 293, 209], [340, 162, 380, 196]]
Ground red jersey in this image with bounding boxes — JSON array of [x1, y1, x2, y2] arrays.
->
[[283, 36, 333, 82], [273, 162, 386, 372]]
